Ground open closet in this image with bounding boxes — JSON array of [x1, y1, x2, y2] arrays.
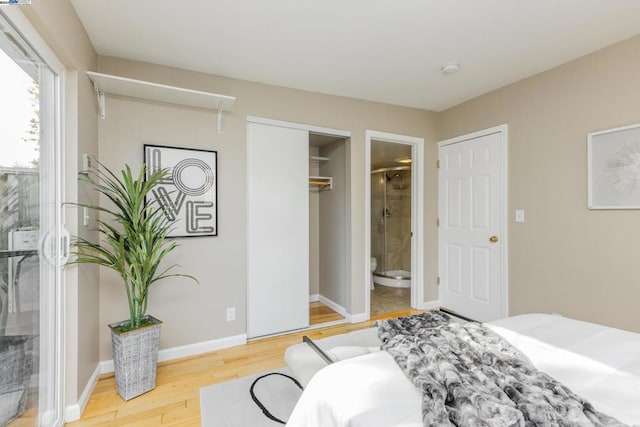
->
[[247, 118, 349, 339], [309, 134, 348, 325]]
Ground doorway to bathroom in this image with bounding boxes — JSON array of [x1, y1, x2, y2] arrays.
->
[[365, 131, 424, 318], [371, 142, 412, 314], [371, 161, 411, 313]]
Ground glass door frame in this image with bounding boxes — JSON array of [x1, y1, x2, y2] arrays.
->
[[1, 8, 66, 427]]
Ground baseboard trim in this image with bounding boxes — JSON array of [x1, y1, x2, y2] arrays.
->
[[98, 333, 247, 375], [318, 295, 349, 320], [416, 300, 441, 311], [98, 359, 114, 375], [158, 334, 247, 364], [64, 363, 101, 422], [349, 312, 368, 323], [308, 293, 319, 302]]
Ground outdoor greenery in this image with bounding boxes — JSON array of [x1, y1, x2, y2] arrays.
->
[[21, 83, 39, 167], [71, 161, 197, 330]]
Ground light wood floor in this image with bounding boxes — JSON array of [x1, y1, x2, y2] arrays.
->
[[66, 308, 422, 427], [309, 301, 344, 325]]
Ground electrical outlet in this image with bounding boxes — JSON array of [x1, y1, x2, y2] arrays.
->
[[226, 307, 236, 322]]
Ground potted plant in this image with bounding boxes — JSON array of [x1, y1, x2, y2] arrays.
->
[[71, 161, 196, 400]]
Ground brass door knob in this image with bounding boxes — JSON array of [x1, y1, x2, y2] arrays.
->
[[489, 235, 499, 243]]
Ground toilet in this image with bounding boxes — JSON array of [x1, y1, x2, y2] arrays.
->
[[370, 257, 377, 290]]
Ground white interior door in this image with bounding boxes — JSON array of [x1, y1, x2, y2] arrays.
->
[[247, 122, 309, 338], [438, 128, 506, 321]]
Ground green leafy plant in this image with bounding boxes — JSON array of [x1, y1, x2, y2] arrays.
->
[[71, 161, 197, 331]]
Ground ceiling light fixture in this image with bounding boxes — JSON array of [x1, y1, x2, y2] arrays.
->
[[395, 157, 412, 164], [441, 63, 460, 75]]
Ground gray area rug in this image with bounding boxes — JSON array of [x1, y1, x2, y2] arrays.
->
[[200, 368, 303, 426]]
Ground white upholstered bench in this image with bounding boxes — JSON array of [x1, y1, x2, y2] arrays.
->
[[284, 327, 381, 387]]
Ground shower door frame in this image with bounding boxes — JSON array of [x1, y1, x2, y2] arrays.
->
[[364, 130, 425, 319]]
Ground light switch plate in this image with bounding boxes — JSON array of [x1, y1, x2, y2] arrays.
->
[[515, 210, 525, 223], [83, 207, 90, 226]]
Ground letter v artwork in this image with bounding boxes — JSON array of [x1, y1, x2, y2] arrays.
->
[[144, 144, 218, 237]]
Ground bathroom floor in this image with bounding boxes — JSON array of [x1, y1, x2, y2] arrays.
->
[[371, 285, 410, 315]]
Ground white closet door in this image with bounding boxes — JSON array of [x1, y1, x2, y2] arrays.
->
[[247, 122, 310, 338]]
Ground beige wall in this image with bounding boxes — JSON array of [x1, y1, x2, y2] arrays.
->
[[96, 55, 439, 359], [319, 140, 348, 307], [309, 147, 320, 297], [22, 0, 99, 407], [439, 34, 640, 333]]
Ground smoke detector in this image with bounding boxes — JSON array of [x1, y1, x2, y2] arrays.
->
[[441, 63, 460, 75]]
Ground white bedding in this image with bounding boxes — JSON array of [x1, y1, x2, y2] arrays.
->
[[286, 313, 640, 426]]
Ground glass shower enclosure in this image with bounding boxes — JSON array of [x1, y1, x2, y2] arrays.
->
[[370, 166, 411, 287]]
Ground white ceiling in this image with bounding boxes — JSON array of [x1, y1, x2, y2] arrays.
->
[[71, 0, 640, 111], [371, 140, 412, 169]]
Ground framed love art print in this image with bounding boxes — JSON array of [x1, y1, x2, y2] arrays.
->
[[144, 144, 217, 237]]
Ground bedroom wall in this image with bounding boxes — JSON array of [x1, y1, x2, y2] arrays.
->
[[438, 34, 640, 333], [96, 56, 439, 360], [21, 0, 100, 409]]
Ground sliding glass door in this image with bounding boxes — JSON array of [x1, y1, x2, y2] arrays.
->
[[0, 11, 64, 426]]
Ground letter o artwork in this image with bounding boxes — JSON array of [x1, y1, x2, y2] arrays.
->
[[173, 158, 216, 235], [172, 158, 214, 196]]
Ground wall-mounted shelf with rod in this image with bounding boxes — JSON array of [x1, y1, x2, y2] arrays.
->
[[309, 176, 332, 191], [86, 71, 235, 133]]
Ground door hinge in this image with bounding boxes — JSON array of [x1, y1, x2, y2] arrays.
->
[[436, 160, 440, 168], [437, 218, 440, 227], [437, 276, 441, 285]]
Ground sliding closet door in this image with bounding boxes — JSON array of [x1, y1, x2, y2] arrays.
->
[[247, 122, 309, 338]]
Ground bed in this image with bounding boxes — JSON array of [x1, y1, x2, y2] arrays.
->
[[284, 313, 640, 426]]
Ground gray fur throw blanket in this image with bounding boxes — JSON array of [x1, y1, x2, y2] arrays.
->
[[376, 312, 626, 427]]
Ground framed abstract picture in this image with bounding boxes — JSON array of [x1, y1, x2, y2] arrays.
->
[[144, 144, 217, 237], [588, 123, 640, 209]]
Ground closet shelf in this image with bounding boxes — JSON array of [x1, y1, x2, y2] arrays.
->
[[309, 176, 332, 191], [309, 155, 330, 164], [86, 71, 235, 133]]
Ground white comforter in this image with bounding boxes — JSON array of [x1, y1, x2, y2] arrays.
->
[[286, 314, 640, 426]]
